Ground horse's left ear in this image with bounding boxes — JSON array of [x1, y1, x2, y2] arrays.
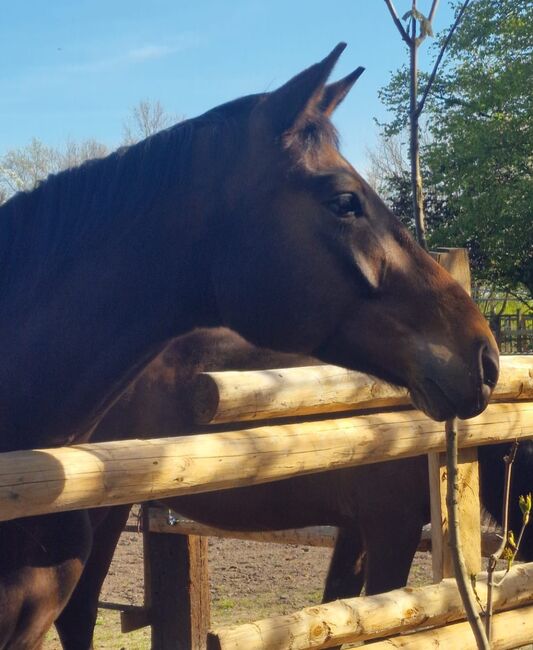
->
[[260, 43, 347, 134], [319, 67, 365, 116]]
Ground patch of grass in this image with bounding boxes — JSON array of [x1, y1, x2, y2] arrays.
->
[[478, 298, 533, 316], [45, 609, 151, 650], [217, 597, 237, 611]]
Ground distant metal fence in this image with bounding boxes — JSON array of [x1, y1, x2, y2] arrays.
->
[[489, 313, 533, 354]]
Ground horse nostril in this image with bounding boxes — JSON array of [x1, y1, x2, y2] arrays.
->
[[480, 342, 499, 390]]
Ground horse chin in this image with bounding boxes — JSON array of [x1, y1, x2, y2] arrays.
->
[[409, 382, 457, 422], [409, 378, 488, 422]]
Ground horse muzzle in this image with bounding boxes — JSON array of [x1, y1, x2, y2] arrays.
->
[[410, 339, 499, 421]]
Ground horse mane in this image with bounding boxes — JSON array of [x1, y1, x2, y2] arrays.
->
[[0, 92, 338, 302]]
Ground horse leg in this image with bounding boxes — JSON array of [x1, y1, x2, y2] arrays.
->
[[0, 511, 92, 650], [319, 526, 365, 650], [55, 504, 132, 650], [363, 514, 424, 596], [322, 526, 366, 603]]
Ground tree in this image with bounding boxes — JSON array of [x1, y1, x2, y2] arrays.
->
[[0, 99, 177, 204], [0, 137, 108, 202], [367, 132, 454, 235], [380, 0, 533, 296], [122, 99, 181, 144], [383, 0, 472, 249], [427, 0, 533, 296]]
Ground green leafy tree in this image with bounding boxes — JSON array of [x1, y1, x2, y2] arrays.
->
[[367, 133, 454, 236], [427, 0, 533, 295], [380, 0, 533, 295]]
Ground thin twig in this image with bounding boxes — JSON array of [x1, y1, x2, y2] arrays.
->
[[496, 291, 510, 317], [485, 441, 518, 642], [383, 0, 412, 46], [408, 1, 428, 250], [416, 0, 472, 118], [428, 0, 440, 24], [445, 418, 490, 650], [496, 511, 531, 588], [493, 518, 529, 589], [506, 289, 533, 311]]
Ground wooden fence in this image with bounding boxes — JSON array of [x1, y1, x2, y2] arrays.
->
[[1, 355, 532, 649], [491, 313, 533, 354]]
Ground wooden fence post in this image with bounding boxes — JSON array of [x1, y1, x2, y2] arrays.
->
[[143, 506, 211, 650], [428, 248, 482, 581]]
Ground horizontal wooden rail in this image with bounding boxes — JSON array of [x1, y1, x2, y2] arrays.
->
[[146, 509, 503, 556], [0, 402, 532, 521], [207, 562, 533, 650], [367, 603, 533, 650], [148, 508, 338, 547], [192, 355, 533, 423]]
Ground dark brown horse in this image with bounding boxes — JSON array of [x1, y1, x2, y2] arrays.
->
[[55, 329, 530, 650], [0, 44, 498, 648], [55, 328, 427, 649]]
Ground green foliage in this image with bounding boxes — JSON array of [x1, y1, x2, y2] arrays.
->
[[376, 66, 411, 136], [379, 0, 533, 295], [377, 163, 454, 236]]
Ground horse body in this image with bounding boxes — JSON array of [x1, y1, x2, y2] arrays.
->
[[56, 329, 531, 650], [0, 45, 497, 456], [56, 328, 428, 649], [0, 45, 499, 647], [0, 513, 92, 650]]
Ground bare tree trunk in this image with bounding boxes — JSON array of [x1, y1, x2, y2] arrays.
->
[[383, 3, 489, 648], [446, 419, 491, 649], [409, 4, 428, 250]]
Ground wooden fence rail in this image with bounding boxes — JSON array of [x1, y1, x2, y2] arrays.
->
[[144, 508, 503, 556], [191, 355, 532, 424], [207, 562, 533, 650], [1, 400, 532, 522], [0, 351, 531, 648]]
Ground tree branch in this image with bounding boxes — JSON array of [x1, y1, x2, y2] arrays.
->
[[416, 0, 472, 118], [428, 0, 440, 24], [446, 418, 490, 650], [383, 0, 412, 46], [506, 289, 533, 311], [485, 441, 518, 642]]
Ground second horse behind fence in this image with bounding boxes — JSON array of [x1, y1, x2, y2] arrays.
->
[[56, 328, 532, 650]]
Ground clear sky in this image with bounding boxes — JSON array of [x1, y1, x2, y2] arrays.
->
[[0, 1, 455, 173]]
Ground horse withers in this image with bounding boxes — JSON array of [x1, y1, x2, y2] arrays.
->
[[0, 44, 498, 648]]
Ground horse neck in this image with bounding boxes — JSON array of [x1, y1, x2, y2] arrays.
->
[[0, 127, 222, 452]]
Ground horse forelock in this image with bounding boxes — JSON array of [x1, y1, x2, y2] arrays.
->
[[283, 109, 340, 165]]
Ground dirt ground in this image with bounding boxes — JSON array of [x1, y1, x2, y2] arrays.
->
[[44, 510, 436, 650]]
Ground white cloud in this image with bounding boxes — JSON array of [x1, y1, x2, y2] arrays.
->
[[127, 45, 175, 62], [28, 33, 204, 79]]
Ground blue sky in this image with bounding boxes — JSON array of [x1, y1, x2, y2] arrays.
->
[[0, 1, 455, 172]]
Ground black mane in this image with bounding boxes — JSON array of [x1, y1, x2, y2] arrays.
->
[[0, 95, 261, 302], [0, 91, 337, 303]]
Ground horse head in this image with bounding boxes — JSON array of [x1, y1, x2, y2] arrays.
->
[[209, 44, 499, 421]]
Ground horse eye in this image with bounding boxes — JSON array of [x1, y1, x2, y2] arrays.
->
[[327, 193, 364, 218]]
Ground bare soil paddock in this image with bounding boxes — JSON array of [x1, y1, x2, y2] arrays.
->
[[44, 512, 531, 650], [44, 516, 432, 650]]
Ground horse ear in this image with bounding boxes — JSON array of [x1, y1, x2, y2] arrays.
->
[[319, 67, 365, 116], [261, 43, 347, 134]]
